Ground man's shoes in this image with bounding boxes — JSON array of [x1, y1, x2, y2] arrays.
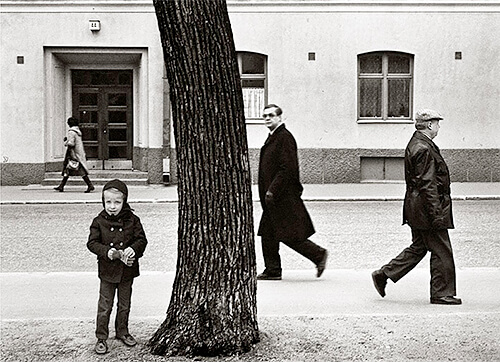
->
[[431, 296, 462, 305], [256, 272, 282, 280], [118, 334, 137, 347], [372, 269, 388, 298], [94, 339, 107, 354], [85, 185, 95, 193], [53, 186, 64, 192], [316, 250, 328, 278]]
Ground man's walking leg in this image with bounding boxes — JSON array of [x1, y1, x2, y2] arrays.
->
[[381, 229, 428, 283], [258, 237, 282, 279], [283, 239, 327, 277], [424, 230, 458, 299]]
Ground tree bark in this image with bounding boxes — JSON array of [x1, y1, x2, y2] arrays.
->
[[149, 0, 259, 357]]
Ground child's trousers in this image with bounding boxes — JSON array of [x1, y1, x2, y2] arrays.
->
[[96, 279, 133, 340]]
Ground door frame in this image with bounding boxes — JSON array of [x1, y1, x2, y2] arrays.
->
[[44, 47, 149, 172]]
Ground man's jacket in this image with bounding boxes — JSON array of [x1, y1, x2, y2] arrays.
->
[[403, 131, 454, 230]]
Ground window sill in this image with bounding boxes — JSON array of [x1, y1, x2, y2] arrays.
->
[[245, 119, 265, 125], [357, 119, 414, 124]]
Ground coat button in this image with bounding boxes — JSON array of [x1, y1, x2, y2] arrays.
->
[[110, 243, 114, 246], [110, 227, 114, 232], [119, 228, 123, 232], [120, 242, 123, 246]]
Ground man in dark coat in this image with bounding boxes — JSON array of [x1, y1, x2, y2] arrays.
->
[[257, 104, 328, 280], [372, 109, 462, 305]]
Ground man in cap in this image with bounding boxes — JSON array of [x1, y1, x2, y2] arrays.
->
[[372, 109, 462, 305]]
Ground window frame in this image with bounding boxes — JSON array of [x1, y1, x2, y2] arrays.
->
[[236, 51, 268, 124], [357, 51, 414, 124]]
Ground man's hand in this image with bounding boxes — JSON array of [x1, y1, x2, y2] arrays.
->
[[265, 191, 274, 206]]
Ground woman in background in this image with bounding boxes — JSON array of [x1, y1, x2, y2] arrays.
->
[[54, 117, 94, 193]]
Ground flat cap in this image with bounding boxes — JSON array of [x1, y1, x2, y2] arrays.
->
[[415, 109, 443, 122]]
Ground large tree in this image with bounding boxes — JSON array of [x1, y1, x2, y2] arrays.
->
[[148, 0, 259, 357]]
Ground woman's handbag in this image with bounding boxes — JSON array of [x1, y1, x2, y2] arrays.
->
[[67, 159, 80, 170]]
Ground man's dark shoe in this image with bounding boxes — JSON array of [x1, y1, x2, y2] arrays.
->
[[257, 272, 282, 280], [53, 186, 64, 192], [316, 250, 328, 278], [118, 334, 137, 347], [372, 269, 388, 298], [95, 339, 107, 354], [431, 296, 462, 305]]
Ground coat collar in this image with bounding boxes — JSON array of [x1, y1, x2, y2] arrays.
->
[[264, 124, 286, 146], [413, 131, 440, 152]]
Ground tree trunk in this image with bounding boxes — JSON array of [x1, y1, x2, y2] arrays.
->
[[149, 0, 259, 357]]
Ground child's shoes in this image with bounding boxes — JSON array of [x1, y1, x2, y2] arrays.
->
[[118, 334, 137, 347], [95, 339, 108, 354]]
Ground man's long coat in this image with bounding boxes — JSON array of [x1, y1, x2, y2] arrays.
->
[[257, 124, 315, 241], [403, 131, 454, 230]]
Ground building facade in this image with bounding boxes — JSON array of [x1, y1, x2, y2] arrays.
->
[[1, 0, 499, 185]]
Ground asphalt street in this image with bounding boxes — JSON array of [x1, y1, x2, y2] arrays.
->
[[1, 200, 499, 322], [1, 200, 499, 273]]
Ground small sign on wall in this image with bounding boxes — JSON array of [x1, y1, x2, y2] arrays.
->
[[89, 20, 100, 31]]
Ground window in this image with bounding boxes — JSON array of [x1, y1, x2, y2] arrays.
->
[[237, 52, 267, 121], [358, 52, 413, 122]]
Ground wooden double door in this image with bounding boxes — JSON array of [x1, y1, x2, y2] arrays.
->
[[72, 70, 133, 169]]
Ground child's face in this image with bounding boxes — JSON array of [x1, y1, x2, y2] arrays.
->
[[103, 189, 125, 216]]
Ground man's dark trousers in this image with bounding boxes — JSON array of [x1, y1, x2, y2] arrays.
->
[[381, 228, 456, 298], [96, 279, 133, 340], [262, 237, 326, 276]]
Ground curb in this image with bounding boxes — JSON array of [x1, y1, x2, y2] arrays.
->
[[2, 195, 499, 205]]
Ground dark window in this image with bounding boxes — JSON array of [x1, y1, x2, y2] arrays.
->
[[358, 52, 413, 121], [237, 52, 267, 120]]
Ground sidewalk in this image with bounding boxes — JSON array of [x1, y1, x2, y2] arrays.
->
[[1, 182, 500, 204], [2, 268, 499, 321]]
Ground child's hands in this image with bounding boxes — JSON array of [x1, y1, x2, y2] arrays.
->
[[107, 248, 122, 260], [120, 252, 135, 267], [123, 247, 135, 258]]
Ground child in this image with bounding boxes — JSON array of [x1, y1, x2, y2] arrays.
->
[[87, 179, 148, 354]]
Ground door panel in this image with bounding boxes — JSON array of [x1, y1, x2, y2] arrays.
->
[[72, 70, 133, 170]]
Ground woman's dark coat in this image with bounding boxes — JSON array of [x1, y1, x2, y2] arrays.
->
[[403, 131, 454, 230], [257, 124, 315, 241], [87, 205, 148, 283]]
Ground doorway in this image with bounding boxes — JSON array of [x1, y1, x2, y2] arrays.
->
[[72, 70, 133, 170]]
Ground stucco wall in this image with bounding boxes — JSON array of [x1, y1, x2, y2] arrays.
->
[[1, 0, 499, 185]]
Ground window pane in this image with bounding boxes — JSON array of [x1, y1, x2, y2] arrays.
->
[[359, 79, 382, 117], [109, 128, 127, 142], [242, 79, 265, 88], [242, 87, 265, 118], [91, 71, 115, 85], [388, 79, 410, 117], [73, 71, 87, 85], [241, 53, 265, 74], [359, 55, 382, 73], [118, 72, 132, 85], [388, 55, 410, 73], [79, 110, 98, 123], [81, 127, 98, 142], [84, 145, 98, 159], [79, 93, 97, 106], [108, 93, 127, 106], [108, 111, 127, 124]]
